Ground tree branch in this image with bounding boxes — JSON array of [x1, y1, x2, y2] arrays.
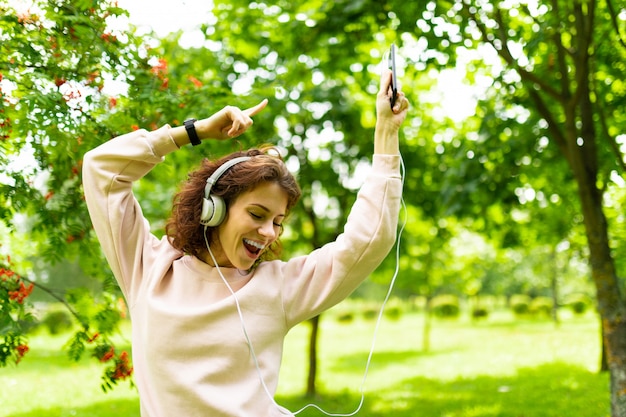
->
[[495, 7, 566, 100], [575, 0, 599, 177], [595, 94, 626, 172], [19, 275, 89, 330], [606, 0, 626, 49], [527, 88, 569, 160], [550, 0, 573, 106], [568, 0, 596, 111], [463, 4, 563, 101], [460, 3, 570, 160]]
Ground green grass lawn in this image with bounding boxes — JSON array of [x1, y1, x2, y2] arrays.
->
[[0, 308, 609, 417]]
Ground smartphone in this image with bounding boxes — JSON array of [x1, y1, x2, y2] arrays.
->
[[388, 43, 398, 109]]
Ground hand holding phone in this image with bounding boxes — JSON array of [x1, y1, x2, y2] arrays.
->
[[388, 43, 398, 109]]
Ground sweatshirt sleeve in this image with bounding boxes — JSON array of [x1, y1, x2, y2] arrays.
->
[[280, 154, 402, 327], [82, 126, 180, 299]]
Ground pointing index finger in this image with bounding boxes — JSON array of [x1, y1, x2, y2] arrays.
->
[[244, 99, 269, 118]]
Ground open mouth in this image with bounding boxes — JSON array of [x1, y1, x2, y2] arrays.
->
[[243, 238, 265, 257]]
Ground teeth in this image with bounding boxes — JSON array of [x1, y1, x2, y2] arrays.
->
[[244, 239, 265, 250]]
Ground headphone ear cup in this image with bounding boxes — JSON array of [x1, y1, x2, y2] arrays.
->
[[201, 195, 226, 227], [200, 156, 251, 227], [200, 197, 214, 226], [207, 195, 226, 227]]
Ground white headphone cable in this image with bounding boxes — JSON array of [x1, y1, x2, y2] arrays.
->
[[204, 228, 281, 408]]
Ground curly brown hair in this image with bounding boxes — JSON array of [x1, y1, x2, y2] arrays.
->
[[165, 146, 301, 262]]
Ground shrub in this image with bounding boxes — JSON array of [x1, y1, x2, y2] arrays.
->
[[566, 295, 591, 315], [383, 298, 403, 321], [42, 308, 73, 335], [363, 306, 379, 320], [529, 296, 554, 316], [430, 295, 460, 318], [336, 312, 355, 323], [384, 305, 402, 321], [510, 294, 531, 315], [472, 307, 489, 319]]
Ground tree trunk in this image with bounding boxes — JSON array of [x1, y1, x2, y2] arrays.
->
[[568, 125, 626, 416], [306, 315, 320, 397], [550, 246, 560, 326], [422, 296, 432, 352], [567, 21, 626, 409], [581, 189, 626, 416], [601, 324, 609, 372]]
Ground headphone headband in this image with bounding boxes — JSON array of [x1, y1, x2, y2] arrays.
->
[[200, 156, 252, 227], [204, 156, 252, 198]]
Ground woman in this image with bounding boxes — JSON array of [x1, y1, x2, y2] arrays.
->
[[83, 69, 408, 417]]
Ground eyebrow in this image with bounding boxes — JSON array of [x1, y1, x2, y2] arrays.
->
[[250, 203, 285, 218]]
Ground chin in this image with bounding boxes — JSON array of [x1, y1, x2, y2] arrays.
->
[[242, 260, 257, 270], [232, 258, 254, 271]]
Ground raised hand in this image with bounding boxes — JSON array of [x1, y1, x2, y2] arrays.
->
[[374, 69, 409, 155], [198, 98, 269, 141]]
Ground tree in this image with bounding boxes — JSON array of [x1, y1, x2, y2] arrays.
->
[[0, 0, 153, 389], [397, 0, 626, 414]]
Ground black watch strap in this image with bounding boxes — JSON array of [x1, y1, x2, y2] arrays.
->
[[184, 118, 201, 146]]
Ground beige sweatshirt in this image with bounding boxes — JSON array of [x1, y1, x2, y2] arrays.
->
[[82, 125, 402, 417]]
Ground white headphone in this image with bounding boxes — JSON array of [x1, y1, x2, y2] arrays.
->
[[200, 156, 252, 227]]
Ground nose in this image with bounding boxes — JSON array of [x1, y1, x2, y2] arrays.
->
[[258, 220, 278, 240]]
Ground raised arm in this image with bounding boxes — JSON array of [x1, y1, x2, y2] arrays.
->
[[168, 99, 268, 147], [82, 100, 268, 295], [280, 70, 409, 325]]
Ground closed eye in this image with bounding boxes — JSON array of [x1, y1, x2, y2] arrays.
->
[[250, 212, 281, 227]]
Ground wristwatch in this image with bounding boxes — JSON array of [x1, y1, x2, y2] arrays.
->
[[183, 118, 201, 146]]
